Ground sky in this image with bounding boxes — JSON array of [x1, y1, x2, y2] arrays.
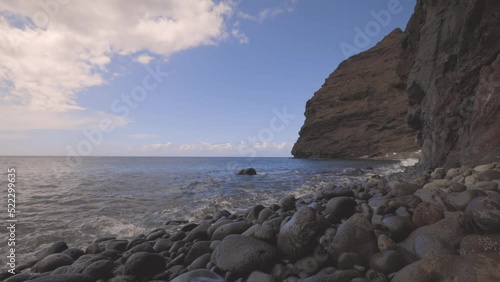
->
[[0, 0, 415, 157]]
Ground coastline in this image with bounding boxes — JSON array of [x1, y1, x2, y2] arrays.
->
[[2, 161, 500, 282]]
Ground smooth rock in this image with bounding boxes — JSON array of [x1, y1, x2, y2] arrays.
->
[[392, 254, 500, 282], [413, 234, 458, 259], [170, 269, 224, 282], [185, 224, 210, 242], [446, 190, 487, 211], [277, 207, 319, 257], [303, 269, 361, 282], [211, 234, 277, 275], [323, 197, 356, 223], [82, 259, 114, 280], [465, 195, 500, 233], [29, 274, 94, 282], [412, 202, 444, 227], [369, 250, 406, 274], [388, 195, 422, 209], [61, 248, 84, 260], [211, 221, 251, 241], [337, 252, 362, 270], [278, 195, 296, 211], [399, 212, 468, 254], [34, 242, 68, 260], [328, 213, 378, 264], [472, 181, 498, 191], [476, 170, 500, 181], [65, 254, 109, 274], [460, 234, 500, 255], [246, 271, 274, 282], [32, 253, 73, 273], [153, 239, 174, 252], [123, 252, 166, 277], [388, 182, 422, 197], [381, 215, 412, 242], [184, 241, 212, 266], [187, 253, 211, 271]]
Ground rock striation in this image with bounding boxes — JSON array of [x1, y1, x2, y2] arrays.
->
[[399, 0, 500, 169], [292, 28, 417, 159]]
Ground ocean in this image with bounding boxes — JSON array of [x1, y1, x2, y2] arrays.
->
[[0, 156, 414, 267]]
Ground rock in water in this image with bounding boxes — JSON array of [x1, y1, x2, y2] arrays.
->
[[393, 254, 500, 282], [277, 207, 320, 257], [328, 213, 378, 264], [211, 235, 277, 275], [237, 168, 257, 175]]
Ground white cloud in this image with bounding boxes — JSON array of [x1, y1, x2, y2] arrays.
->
[[179, 142, 234, 151], [237, 0, 298, 22], [231, 21, 249, 44], [134, 54, 154, 65], [140, 142, 173, 152], [135, 141, 291, 155], [128, 133, 158, 139], [0, 0, 235, 129]]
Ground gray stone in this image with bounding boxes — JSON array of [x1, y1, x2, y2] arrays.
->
[[32, 253, 73, 273], [393, 254, 500, 282], [277, 207, 319, 257], [29, 274, 94, 282], [465, 195, 500, 233], [323, 197, 356, 223], [381, 215, 413, 242], [211, 235, 277, 275], [211, 221, 251, 240], [413, 234, 458, 259], [369, 250, 406, 274], [170, 269, 224, 282], [460, 234, 500, 255], [123, 252, 166, 277], [446, 190, 487, 211], [82, 259, 114, 280], [34, 242, 68, 261], [328, 213, 378, 264], [246, 271, 274, 282]]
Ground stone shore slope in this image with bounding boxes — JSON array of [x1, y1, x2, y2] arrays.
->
[[400, 0, 500, 169], [2, 162, 500, 282], [292, 29, 417, 159]]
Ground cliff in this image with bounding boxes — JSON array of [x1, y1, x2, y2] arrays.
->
[[400, 0, 500, 169], [292, 29, 417, 159]]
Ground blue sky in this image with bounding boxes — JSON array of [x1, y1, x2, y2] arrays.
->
[[0, 0, 415, 157]]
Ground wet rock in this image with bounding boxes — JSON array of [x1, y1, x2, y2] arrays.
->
[[61, 248, 84, 260], [212, 221, 251, 240], [211, 235, 277, 275], [277, 207, 319, 257], [105, 240, 128, 253], [34, 242, 68, 260], [460, 234, 500, 255], [412, 202, 444, 227], [446, 190, 487, 211], [465, 195, 500, 233], [321, 187, 355, 200], [65, 254, 109, 274], [328, 213, 378, 264], [381, 215, 413, 242], [32, 253, 74, 273], [279, 195, 296, 211], [82, 259, 114, 280], [146, 229, 166, 241], [323, 197, 356, 223], [400, 212, 468, 254], [238, 168, 257, 175], [170, 269, 224, 282], [393, 254, 500, 282], [413, 234, 458, 259], [29, 274, 94, 282], [123, 252, 166, 277], [121, 241, 154, 263], [369, 250, 406, 274], [185, 223, 210, 242]]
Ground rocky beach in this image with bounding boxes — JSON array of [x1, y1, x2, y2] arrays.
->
[[2, 162, 500, 282]]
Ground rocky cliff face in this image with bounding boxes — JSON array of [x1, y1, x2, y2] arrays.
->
[[401, 0, 500, 169], [292, 29, 417, 159]]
